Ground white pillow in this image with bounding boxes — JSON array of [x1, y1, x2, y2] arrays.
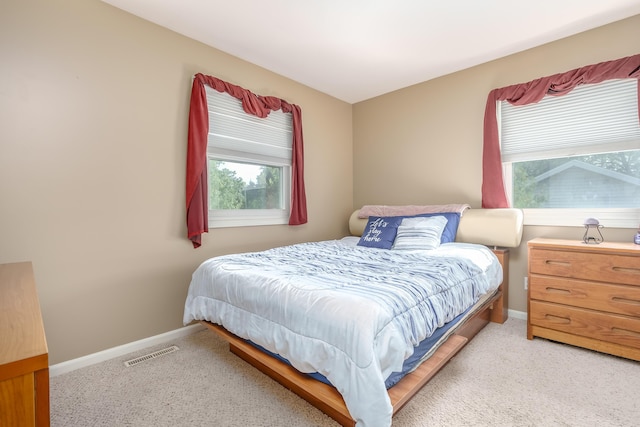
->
[[392, 216, 448, 251]]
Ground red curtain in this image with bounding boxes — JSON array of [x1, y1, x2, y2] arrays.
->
[[186, 73, 308, 248], [482, 54, 640, 208]]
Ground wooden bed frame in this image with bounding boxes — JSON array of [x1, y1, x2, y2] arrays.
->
[[202, 247, 510, 426]]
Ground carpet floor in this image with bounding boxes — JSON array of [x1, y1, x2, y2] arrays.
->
[[50, 318, 640, 426]]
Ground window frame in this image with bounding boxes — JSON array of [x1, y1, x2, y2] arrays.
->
[[206, 153, 291, 228], [499, 79, 640, 229], [204, 86, 294, 229]]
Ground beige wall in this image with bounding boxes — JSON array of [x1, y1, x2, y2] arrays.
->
[[353, 14, 640, 314], [0, 0, 353, 364]]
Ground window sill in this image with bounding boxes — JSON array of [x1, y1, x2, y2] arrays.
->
[[523, 208, 640, 229], [208, 209, 289, 228]]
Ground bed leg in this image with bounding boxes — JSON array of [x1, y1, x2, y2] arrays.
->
[[489, 248, 509, 324]]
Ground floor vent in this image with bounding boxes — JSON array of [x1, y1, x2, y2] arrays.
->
[[124, 345, 179, 367]]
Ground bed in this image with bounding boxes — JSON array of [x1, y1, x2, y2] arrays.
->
[[183, 206, 523, 427]]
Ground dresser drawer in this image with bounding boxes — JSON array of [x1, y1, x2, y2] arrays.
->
[[529, 248, 640, 287], [529, 275, 640, 317], [529, 300, 640, 349]]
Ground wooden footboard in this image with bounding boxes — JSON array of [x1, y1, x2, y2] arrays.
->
[[203, 248, 509, 426]]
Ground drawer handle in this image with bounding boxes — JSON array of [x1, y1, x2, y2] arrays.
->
[[611, 327, 640, 339], [611, 296, 640, 306], [544, 260, 571, 267], [612, 266, 640, 275], [544, 314, 571, 324], [545, 287, 571, 295]]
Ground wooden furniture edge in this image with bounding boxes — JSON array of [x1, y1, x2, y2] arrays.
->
[[527, 238, 640, 255], [387, 334, 467, 412], [201, 293, 499, 426], [0, 261, 50, 427], [203, 321, 474, 427], [530, 325, 640, 361], [490, 248, 509, 323], [200, 247, 509, 426], [0, 354, 49, 382], [35, 368, 50, 427], [526, 239, 640, 359], [204, 321, 356, 427]]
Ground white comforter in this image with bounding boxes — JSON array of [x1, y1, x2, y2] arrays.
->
[[183, 239, 502, 427]]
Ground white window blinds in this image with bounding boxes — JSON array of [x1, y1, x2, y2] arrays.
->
[[205, 86, 292, 163], [500, 79, 640, 163]]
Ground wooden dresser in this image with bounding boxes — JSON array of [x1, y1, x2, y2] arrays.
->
[[527, 238, 640, 361], [0, 262, 50, 426]]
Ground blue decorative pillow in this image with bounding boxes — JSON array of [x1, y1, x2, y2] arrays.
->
[[357, 216, 404, 249], [413, 212, 461, 243]]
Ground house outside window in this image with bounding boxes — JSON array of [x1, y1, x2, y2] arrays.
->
[[500, 78, 640, 228], [515, 158, 639, 208]]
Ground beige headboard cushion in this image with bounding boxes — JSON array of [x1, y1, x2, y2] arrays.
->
[[349, 208, 524, 248]]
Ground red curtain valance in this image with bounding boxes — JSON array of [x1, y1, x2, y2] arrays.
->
[[186, 73, 308, 248], [482, 54, 640, 208]]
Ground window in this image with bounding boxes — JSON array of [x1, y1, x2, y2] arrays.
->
[[500, 79, 640, 228], [205, 86, 292, 228]]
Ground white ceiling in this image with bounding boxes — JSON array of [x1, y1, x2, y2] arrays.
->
[[101, 0, 640, 103]]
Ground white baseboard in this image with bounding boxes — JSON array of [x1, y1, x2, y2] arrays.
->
[[50, 323, 205, 377], [508, 309, 527, 320]]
